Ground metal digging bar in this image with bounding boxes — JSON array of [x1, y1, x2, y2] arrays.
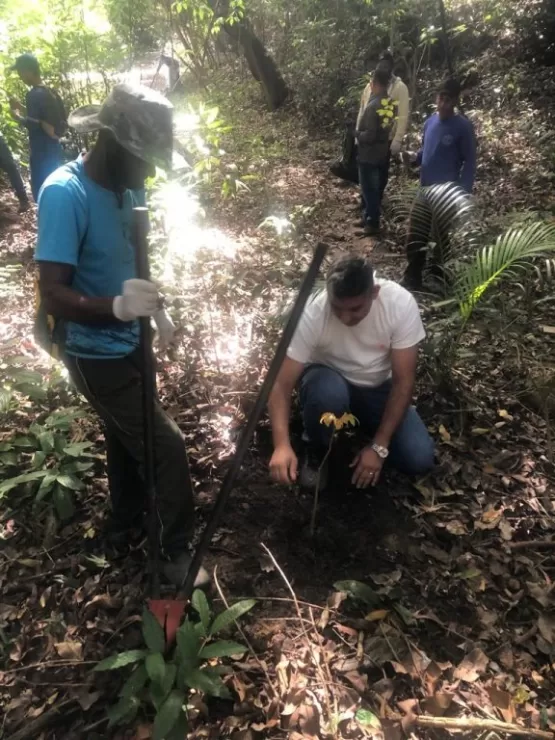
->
[[132, 207, 163, 608], [180, 241, 328, 605], [133, 201, 327, 644]]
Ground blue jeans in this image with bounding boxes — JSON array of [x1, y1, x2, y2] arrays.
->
[[30, 148, 63, 201], [358, 152, 390, 226], [300, 364, 435, 476], [358, 163, 381, 228], [0, 135, 28, 203]]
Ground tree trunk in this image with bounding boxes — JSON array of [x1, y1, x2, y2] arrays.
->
[[223, 20, 288, 110]]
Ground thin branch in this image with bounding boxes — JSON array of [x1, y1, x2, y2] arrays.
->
[[508, 539, 555, 551], [400, 714, 555, 740], [309, 434, 333, 536], [1, 660, 98, 675], [6, 698, 79, 740], [213, 566, 278, 699], [260, 543, 303, 624], [260, 544, 335, 726]]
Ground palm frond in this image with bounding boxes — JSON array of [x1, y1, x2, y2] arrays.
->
[[454, 221, 555, 319]]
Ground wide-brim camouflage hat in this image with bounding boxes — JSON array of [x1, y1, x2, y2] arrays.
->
[[68, 83, 173, 171]]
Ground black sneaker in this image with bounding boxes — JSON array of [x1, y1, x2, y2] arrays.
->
[[363, 224, 381, 238], [300, 446, 329, 491], [329, 161, 359, 185]]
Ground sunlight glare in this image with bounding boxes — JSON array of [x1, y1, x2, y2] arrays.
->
[[154, 181, 239, 283], [202, 309, 253, 371]]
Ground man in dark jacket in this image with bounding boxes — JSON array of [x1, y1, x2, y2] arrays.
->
[[9, 54, 64, 200], [356, 67, 396, 237]]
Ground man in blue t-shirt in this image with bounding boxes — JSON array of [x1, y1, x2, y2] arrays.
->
[[9, 53, 64, 201], [35, 83, 208, 589], [402, 78, 476, 291]]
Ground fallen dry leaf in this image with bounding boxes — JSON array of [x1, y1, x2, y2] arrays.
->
[[439, 424, 451, 442], [422, 692, 453, 715], [445, 519, 467, 535], [476, 506, 504, 529], [487, 685, 512, 710], [54, 641, 82, 661], [498, 645, 514, 670], [537, 613, 555, 644], [499, 518, 514, 541], [454, 647, 489, 682], [75, 689, 101, 711], [365, 609, 389, 622], [528, 582, 555, 609]]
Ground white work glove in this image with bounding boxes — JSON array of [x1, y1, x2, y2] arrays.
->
[[113, 279, 159, 322], [390, 140, 402, 156], [153, 308, 176, 351]]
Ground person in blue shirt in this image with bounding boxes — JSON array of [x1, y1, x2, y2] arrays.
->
[[402, 78, 476, 290], [35, 83, 208, 589], [9, 54, 64, 201]]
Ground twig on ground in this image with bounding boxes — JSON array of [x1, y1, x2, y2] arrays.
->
[[1, 660, 97, 675], [514, 623, 538, 646], [309, 605, 338, 721], [508, 539, 555, 551], [213, 565, 278, 699], [79, 717, 109, 734], [260, 543, 304, 624], [6, 698, 79, 740], [309, 436, 333, 537], [378, 622, 402, 664], [261, 543, 334, 725], [230, 596, 332, 612], [398, 714, 555, 740]]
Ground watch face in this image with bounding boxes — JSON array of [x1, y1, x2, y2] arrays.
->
[[373, 443, 389, 459]]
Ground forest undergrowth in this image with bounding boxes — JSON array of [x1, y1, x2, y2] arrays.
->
[[0, 49, 555, 740]]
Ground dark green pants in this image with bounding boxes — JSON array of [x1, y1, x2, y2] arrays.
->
[[65, 349, 194, 556]]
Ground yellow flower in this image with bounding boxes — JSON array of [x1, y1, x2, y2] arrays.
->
[[320, 412, 359, 430]]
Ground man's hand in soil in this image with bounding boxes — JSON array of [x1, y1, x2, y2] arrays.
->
[[113, 279, 159, 322], [270, 444, 298, 485], [350, 445, 384, 488]]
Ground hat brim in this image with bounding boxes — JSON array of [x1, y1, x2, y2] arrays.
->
[[68, 104, 105, 134], [68, 102, 174, 171]]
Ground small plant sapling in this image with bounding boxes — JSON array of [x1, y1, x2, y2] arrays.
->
[[310, 412, 358, 536]]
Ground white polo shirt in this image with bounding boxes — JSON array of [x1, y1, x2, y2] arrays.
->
[[287, 279, 425, 388]]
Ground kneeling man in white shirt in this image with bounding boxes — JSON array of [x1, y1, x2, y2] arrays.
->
[[268, 255, 434, 489]]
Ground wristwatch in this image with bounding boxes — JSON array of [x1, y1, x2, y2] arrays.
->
[[371, 442, 389, 460]]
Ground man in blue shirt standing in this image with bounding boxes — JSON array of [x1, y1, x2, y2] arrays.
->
[[9, 53, 64, 201], [35, 83, 208, 588], [402, 78, 476, 290]]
